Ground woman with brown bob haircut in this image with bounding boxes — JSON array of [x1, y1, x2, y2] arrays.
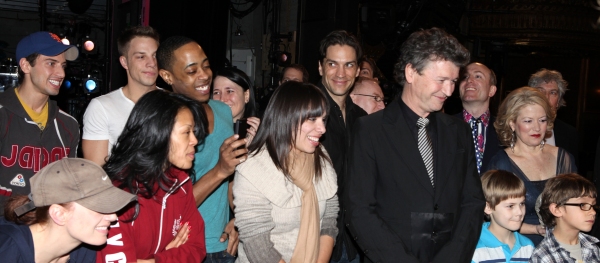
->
[[486, 86, 577, 246]]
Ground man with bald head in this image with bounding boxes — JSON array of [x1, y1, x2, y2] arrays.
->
[[350, 77, 385, 114], [456, 62, 501, 174]]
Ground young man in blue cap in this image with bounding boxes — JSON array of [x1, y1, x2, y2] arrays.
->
[[0, 31, 80, 215]]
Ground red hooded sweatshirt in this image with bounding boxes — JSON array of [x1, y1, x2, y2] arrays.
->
[[98, 168, 206, 263]]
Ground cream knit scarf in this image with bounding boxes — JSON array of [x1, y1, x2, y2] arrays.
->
[[289, 152, 319, 263]]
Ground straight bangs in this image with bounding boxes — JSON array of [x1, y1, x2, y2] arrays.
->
[[481, 170, 526, 208], [299, 92, 329, 123], [249, 81, 331, 180]]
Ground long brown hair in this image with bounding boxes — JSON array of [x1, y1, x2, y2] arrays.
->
[[248, 82, 331, 180]]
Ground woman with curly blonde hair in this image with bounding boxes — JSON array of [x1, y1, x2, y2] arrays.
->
[[487, 86, 577, 246]]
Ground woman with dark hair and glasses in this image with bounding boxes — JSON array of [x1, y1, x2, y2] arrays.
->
[[98, 90, 208, 263], [212, 67, 260, 144], [234, 81, 339, 263]]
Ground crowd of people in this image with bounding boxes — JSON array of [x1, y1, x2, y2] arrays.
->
[[0, 24, 595, 263]]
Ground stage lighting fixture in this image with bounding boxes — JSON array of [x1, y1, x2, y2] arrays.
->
[[83, 38, 94, 52], [61, 37, 70, 45], [63, 79, 72, 89], [61, 76, 79, 95], [270, 51, 292, 67], [83, 74, 100, 94]]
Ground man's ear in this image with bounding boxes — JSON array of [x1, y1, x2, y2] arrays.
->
[[159, 69, 172, 85], [549, 203, 563, 218], [318, 61, 323, 77], [48, 204, 70, 226], [489, 85, 497, 98], [19, 58, 33, 74], [119, 56, 128, 70], [484, 202, 494, 215], [405, 64, 416, 84]]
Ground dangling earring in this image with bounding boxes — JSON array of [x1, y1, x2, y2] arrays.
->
[[540, 139, 545, 151], [510, 130, 516, 153]]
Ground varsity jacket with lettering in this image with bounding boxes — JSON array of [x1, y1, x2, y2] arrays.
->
[[97, 168, 206, 263], [0, 87, 79, 215]]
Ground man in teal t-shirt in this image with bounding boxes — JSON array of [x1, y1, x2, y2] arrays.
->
[[157, 36, 248, 262]]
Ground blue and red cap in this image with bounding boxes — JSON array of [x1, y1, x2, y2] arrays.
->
[[16, 31, 79, 62]]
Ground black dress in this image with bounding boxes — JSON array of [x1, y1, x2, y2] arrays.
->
[[486, 148, 577, 246]]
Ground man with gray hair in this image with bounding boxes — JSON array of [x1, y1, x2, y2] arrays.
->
[[346, 27, 484, 263], [528, 69, 578, 165]]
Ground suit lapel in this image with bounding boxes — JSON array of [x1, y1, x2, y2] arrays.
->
[[434, 113, 457, 200], [383, 102, 434, 196]]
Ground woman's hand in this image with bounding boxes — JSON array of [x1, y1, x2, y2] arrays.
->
[[520, 222, 545, 236], [535, 224, 546, 236], [219, 218, 240, 256], [165, 222, 190, 250], [215, 135, 248, 179], [245, 117, 261, 146]]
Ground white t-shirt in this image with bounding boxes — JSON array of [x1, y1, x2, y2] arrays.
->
[[82, 87, 135, 155]]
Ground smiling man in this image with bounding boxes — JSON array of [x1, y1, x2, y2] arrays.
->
[[456, 62, 501, 174], [0, 31, 80, 215], [157, 36, 247, 263], [315, 30, 366, 263], [82, 26, 160, 166], [346, 28, 484, 263]]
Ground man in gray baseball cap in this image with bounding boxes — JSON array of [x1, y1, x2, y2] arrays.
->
[[0, 32, 81, 215]]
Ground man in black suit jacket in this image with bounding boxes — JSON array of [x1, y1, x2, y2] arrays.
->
[[528, 69, 579, 166], [345, 28, 485, 263], [455, 62, 502, 173]]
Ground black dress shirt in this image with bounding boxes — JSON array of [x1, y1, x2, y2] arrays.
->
[[398, 98, 438, 178], [317, 82, 367, 261]]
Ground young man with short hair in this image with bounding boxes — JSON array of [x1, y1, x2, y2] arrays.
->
[[316, 30, 366, 263], [472, 170, 534, 263], [531, 173, 600, 262], [82, 26, 160, 165], [457, 62, 501, 174], [0, 31, 79, 214]]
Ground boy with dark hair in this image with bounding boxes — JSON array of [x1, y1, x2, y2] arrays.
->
[[472, 170, 534, 263], [531, 173, 600, 262]]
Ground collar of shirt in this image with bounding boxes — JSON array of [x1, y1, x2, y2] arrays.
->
[[538, 227, 600, 262], [462, 109, 490, 127]]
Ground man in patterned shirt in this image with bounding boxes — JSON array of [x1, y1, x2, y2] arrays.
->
[[457, 62, 501, 174], [531, 174, 600, 263]]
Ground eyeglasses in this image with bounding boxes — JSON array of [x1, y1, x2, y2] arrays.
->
[[563, 203, 599, 211], [353, 94, 384, 103]]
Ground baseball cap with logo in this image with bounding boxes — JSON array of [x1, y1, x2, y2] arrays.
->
[[15, 158, 136, 216], [16, 31, 79, 62]]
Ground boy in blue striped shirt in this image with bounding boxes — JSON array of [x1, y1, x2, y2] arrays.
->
[[472, 170, 534, 263]]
